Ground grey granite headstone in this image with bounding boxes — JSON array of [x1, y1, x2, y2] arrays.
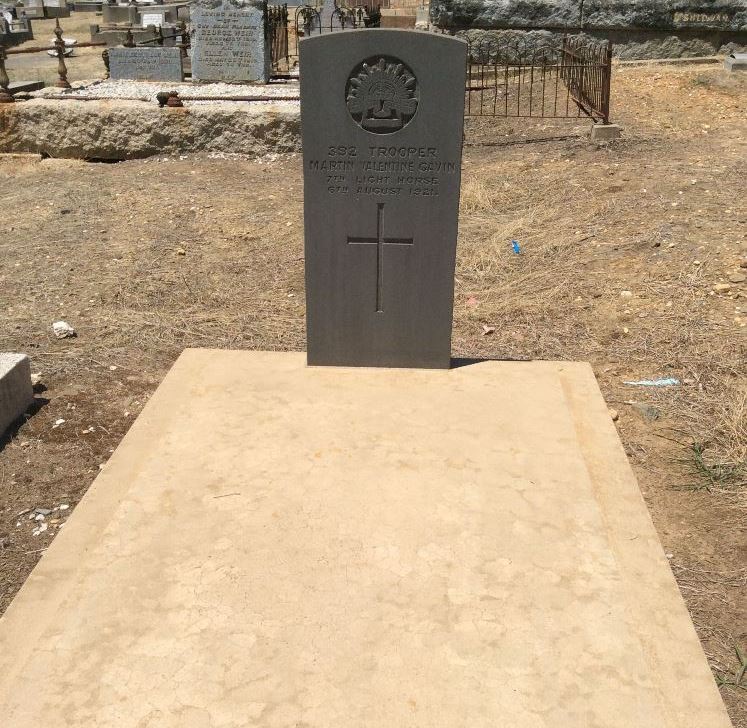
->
[[191, 0, 270, 83], [109, 47, 184, 81], [300, 30, 467, 369]]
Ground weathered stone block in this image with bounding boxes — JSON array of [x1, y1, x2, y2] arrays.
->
[[590, 123, 623, 141], [724, 52, 747, 70], [0, 354, 33, 437]]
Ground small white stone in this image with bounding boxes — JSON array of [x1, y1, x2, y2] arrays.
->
[[52, 321, 76, 339], [620, 290, 633, 298]]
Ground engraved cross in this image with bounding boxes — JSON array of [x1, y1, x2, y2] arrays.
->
[[347, 203, 414, 313]]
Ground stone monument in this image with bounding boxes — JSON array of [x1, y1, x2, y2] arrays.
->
[[312, 0, 343, 32], [301, 31, 466, 368], [191, 0, 270, 83]]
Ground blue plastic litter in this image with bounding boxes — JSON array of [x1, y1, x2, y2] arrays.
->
[[511, 240, 521, 254]]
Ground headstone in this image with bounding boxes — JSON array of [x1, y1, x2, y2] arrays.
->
[[101, 3, 137, 23], [20, 0, 45, 19], [380, 12, 416, 29], [191, 0, 270, 83], [314, 0, 342, 32], [108, 46, 184, 81], [300, 30, 466, 369], [141, 9, 165, 26]]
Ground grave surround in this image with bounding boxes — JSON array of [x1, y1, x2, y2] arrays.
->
[[0, 350, 734, 728]]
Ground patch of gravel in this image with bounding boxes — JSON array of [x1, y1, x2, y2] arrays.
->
[[32, 78, 300, 103]]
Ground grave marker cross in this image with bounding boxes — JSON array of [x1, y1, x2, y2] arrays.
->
[[347, 203, 414, 313]]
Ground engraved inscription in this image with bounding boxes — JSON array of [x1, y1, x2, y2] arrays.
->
[[307, 144, 457, 197], [347, 203, 413, 313], [673, 11, 730, 24], [191, 4, 267, 82], [141, 12, 166, 28], [346, 56, 418, 134], [108, 47, 183, 82]]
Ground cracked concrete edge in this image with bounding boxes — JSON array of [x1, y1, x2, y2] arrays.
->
[[557, 362, 732, 728], [0, 349, 197, 698]]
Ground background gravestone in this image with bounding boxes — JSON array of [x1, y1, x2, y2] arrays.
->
[[109, 47, 184, 81], [311, 0, 343, 32], [141, 9, 168, 27], [300, 30, 467, 369], [191, 0, 270, 83]]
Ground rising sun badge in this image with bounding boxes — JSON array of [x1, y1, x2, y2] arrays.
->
[[346, 57, 419, 134]]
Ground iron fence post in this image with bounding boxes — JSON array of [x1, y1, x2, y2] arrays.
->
[[0, 46, 13, 103], [54, 18, 71, 89], [102, 47, 110, 79], [601, 41, 612, 124]]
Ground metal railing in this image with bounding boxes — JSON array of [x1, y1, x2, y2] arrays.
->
[[465, 35, 613, 124], [0, 18, 107, 98], [267, 4, 290, 72]]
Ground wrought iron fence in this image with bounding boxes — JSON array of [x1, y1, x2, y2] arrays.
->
[[294, 4, 359, 37], [267, 4, 290, 72], [0, 17, 108, 98], [286, 4, 370, 67], [465, 35, 612, 123]]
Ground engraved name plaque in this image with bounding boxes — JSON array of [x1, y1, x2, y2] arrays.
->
[[300, 31, 467, 369], [108, 47, 184, 82]]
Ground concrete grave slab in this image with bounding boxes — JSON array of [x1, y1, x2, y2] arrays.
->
[[8, 80, 45, 93], [0, 353, 33, 437], [0, 349, 732, 728]]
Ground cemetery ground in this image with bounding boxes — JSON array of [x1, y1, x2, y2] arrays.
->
[[1, 62, 746, 723], [5, 12, 103, 86]]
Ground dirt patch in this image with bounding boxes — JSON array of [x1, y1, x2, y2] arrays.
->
[[1, 63, 745, 723], [5, 13, 106, 86]]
